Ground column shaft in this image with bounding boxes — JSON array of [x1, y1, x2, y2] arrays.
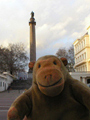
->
[[30, 23, 36, 62]]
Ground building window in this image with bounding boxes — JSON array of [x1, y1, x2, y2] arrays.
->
[[83, 40, 84, 47], [80, 42, 82, 50], [76, 45, 78, 52], [0, 82, 2, 87], [79, 43, 81, 51], [82, 41, 83, 48], [77, 45, 78, 52], [76, 46, 77, 53], [87, 79, 90, 84], [83, 53, 86, 59], [84, 65, 85, 71], [81, 42, 82, 49], [83, 66, 84, 71], [76, 58, 77, 63], [86, 66, 87, 71], [80, 55, 81, 61], [3, 82, 4, 87], [83, 40, 85, 47], [77, 57, 79, 62], [85, 53, 86, 59], [84, 53, 85, 59], [83, 54, 84, 60], [80, 77, 83, 82], [78, 44, 80, 51]]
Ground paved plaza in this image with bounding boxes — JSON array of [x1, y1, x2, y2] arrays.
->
[[0, 90, 24, 120]]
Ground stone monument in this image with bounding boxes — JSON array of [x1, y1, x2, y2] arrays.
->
[[28, 11, 36, 75], [29, 11, 36, 62]]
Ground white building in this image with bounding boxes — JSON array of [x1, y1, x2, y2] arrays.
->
[[73, 26, 90, 72], [70, 72, 90, 87], [0, 72, 13, 92], [73, 26, 90, 87]]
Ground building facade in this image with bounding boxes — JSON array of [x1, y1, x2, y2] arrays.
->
[[73, 26, 90, 72], [70, 72, 90, 87], [0, 72, 13, 92]]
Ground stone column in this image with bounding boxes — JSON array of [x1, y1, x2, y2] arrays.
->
[[28, 11, 36, 75], [29, 11, 36, 62]]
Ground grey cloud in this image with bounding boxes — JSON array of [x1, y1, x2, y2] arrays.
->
[[0, 0, 90, 59]]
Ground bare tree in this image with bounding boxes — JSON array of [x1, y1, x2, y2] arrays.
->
[[56, 48, 68, 59], [0, 46, 9, 72], [56, 45, 75, 72], [67, 45, 74, 64], [0, 43, 29, 74], [56, 45, 75, 65]]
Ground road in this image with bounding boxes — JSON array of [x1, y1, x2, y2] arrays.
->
[[0, 90, 24, 120]]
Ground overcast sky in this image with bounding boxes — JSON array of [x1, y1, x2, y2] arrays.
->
[[0, 0, 90, 60]]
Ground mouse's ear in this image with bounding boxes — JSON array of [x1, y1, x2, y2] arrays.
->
[[60, 58, 68, 66]]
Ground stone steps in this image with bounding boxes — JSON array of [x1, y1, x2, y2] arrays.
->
[[9, 79, 32, 90]]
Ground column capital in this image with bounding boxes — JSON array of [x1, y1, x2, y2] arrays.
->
[[29, 18, 36, 25], [29, 11, 36, 25]]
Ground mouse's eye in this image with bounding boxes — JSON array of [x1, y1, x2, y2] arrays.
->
[[53, 61, 57, 65], [38, 64, 41, 68]]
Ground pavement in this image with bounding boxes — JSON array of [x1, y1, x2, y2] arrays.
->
[[0, 90, 24, 120]]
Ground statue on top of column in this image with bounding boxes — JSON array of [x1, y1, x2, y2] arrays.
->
[[31, 11, 34, 18]]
